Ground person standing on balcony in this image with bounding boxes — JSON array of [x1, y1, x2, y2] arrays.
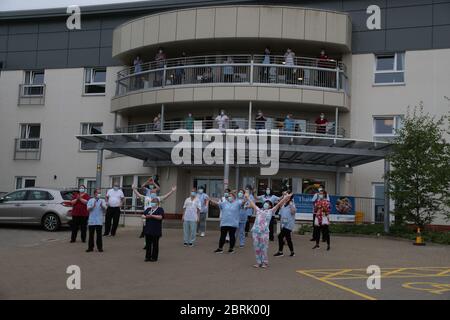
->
[[284, 114, 295, 132], [215, 110, 229, 132], [260, 47, 271, 82], [315, 113, 328, 134], [155, 47, 166, 86], [255, 110, 266, 130], [257, 188, 280, 241], [86, 188, 106, 252], [185, 113, 194, 131], [70, 185, 90, 243], [174, 51, 187, 85], [153, 113, 161, 131], [104, 183, 124, 237], [223, 56, 234, 83], [197, 185, 209, 237], [182, 188, 201, 247], [133, 55, 143, 89], [274, 191, 296, 257], [317, 48, 334, 87], [284, 48, 296, 84]]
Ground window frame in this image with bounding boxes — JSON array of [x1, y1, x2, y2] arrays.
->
[[15, 176, 36, 189], [79, 122, 103, 151], [373, 115, 404, 141], [18, 123, 41, 150], [83, 67, 107, 96], [373, 53, 405, 86]]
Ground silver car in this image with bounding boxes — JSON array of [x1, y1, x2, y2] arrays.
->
[[0, 188, 74, 231]]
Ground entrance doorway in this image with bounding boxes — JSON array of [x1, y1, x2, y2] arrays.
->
[[194, 178, 223, 220]]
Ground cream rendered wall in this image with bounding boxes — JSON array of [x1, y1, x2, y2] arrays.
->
[[349, 48, 450, 225]]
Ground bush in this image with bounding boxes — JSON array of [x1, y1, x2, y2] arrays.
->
[[297, 223, 450, 245]]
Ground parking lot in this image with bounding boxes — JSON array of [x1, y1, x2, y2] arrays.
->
[[0, 225, 449, 300]]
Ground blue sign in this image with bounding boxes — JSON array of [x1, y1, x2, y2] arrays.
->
[[293, 194, 355, 216]]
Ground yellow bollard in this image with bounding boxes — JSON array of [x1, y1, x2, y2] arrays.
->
[[413, 227, 426, 246]]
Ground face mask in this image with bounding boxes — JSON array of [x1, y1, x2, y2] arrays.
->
[[149, 185, 154, 190], [319, 194, 324, 199], [95, 194, 101, 198], [224, 192, 229, 198], [198, 189, 203, 194], [221, 112, 224, 116], [79, 188, 85, 193], [320, 115, 324, 119], [228, 196, 234, 202], [150, 193, 157, 199], [150, 202, 157, 208], [238, 192, 243, 198], [263, 203, 270, 209], [191, 192, 197, 197], [266, 189, 270, 195], [113, 186, 119, 191]]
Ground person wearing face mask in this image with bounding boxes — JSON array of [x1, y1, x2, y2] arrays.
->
[[255, 110, 266, 130], [284, 47, 296, 84], [185, 113, 194, 131], [312, 189, 331, 251], [210, 192, 243, 254], [155, 47, 166, 86], [284, 114, 295, 132], [260, 47, 271, 82], [315, 113, 328, 134], [257, 188, 280, 241], [311, 187, 330, 242], [237, 189, 253, 248], [182, 188, 201, 247], [274, 191, 296, 257], [244, 185, 254, 237], [104, 183, 124, 237], [196, 185, 209, 237], [141, 176, 161, 197], [245, 192, 292, 268], [142, 198, 164, 262], [70, 185, 90, 243], [86, 189, 107, 252], [215, 110, 229, 133]]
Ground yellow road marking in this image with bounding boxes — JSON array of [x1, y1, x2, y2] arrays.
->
[[297, 270, 377, 300], [402, 282, 450, 295], [321, 269, 353, 280]]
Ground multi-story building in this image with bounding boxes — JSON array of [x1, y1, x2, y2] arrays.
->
[[0, 0, 449, 225]]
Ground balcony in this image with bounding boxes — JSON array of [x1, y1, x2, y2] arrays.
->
[[115, 119, 346, 138], [18, 84, 46, 105], [112, 54, 349, 112], [14, 138, 42, 160]]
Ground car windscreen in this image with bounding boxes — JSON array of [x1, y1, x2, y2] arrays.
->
[[60, 191, 76, 200]]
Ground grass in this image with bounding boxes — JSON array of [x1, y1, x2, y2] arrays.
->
[[297, 223, 450, 245]]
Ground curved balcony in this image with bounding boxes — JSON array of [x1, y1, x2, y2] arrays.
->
[[112, 5, 352, 60], [112, 54, 350, 112]]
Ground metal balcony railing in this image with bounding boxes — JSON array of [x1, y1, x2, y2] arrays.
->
[[18, 84, 46, 105], [115, 54, 347, 97], [115, 119, 346, 138], [14, 138, 42, 160]]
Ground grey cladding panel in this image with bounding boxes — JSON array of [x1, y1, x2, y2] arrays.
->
[[0, 35, 7, 52], [299, 0, 344, 11], [433, 3, 450, 25], [349, 10, 386, 32], [39, 19, 70, 33], [36, 50, 68, 68], [68, 47, 99, 67], [100, 47, 120, 65], [8, 33, 38, 51], [433, 25, 450, 49], [386, 5, 432, 29], [343, 0, 386, 11], [100, 29, 113, 47], [38, 32, 69, 50], [69, 30, 101, 49], [79, 18, 102, 30], [387, 0, 432, 6], [0, 24, 7, 35], [352, 30, 386, 52], [8, 22, 39, 34], [386, 27, 432, 51], [6, 51, 37, 69]]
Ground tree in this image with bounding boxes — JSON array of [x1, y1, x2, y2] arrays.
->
[[386, 103, 450, 228]]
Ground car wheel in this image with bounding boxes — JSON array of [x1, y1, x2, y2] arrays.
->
[[42, 213, 61, 231]]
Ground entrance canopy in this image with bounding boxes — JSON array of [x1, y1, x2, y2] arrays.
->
[[76, 131, 393, 173]]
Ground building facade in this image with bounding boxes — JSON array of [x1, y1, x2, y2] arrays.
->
[[0, 0, 449, 225]]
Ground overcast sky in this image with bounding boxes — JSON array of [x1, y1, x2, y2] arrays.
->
[[0, 0, 151, 12]]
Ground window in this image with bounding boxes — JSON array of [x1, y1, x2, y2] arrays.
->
[[80, 123, 103, 151], [27, 190, 53, 201], [374, 53, 405, 84], [4, 190, 28, 201], [19, 124, 41, 149], [302, 179, 326, 194], [23, 70, 45, 95], [15, 177, 36, 189], [84, 67, 106, 94], [373, 183, 385, 223], [373, 115, 403, 141]]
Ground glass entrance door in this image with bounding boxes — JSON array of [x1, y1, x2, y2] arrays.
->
[[194, 178, 223, 220]]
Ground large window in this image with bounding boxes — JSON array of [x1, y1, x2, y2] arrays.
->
[[374, 53, 405, 85], [15, 177, 36, 189], [373, 115, 403, 142], [19, 124, 41, 149], [23, 70, 45, 95], [84, 67, 106, 94]]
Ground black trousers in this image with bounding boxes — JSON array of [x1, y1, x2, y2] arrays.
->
[[314, 225, 330, 245], [278, 227, 294, 253], [88, 225, 103, 250], [312, 213, 322, 241], [145, 235, 160, 261], [219, 226, 237, 250], [245, 219, 250, 233], [104, 207, 121, 236], [269, 216, 276, 241], [71, 216, 88, 242]]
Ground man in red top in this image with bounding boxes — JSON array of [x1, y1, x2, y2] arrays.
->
[[315, 113, 328, 134], [70, 185, 90, 243]]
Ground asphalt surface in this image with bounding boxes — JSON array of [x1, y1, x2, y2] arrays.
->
[[0, 225, 449, 300]]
